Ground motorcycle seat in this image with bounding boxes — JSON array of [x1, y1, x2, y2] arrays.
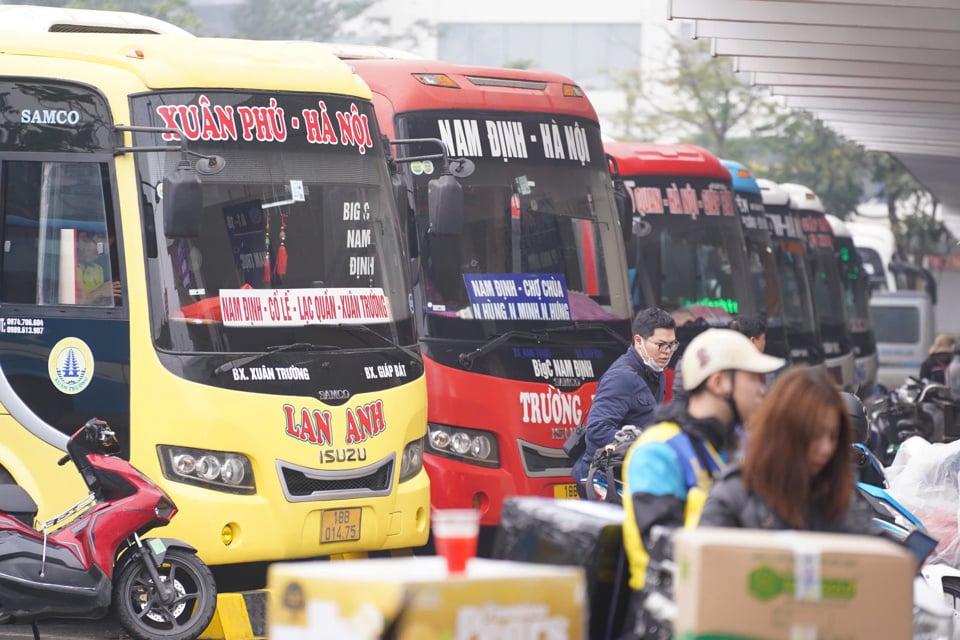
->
[[0, 484, 37, 527]]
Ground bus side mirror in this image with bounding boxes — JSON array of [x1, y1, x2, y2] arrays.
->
[[427, 174, 463, 236], [162, 159, 203, 239], [613, 180, 631, 242]]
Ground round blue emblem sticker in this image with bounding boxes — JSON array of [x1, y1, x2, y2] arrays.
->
[[48, 337, 95, 395]]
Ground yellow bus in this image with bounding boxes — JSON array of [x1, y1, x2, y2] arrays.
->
[[0, 31, 430, 567]]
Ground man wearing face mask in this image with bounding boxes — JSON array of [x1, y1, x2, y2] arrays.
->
[[571, 307, 677, 495]]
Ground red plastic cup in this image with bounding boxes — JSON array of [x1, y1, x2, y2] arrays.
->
[[432, 509, 480, 574]]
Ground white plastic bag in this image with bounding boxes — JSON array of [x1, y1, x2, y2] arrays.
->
[[886, 437, 960, 567]]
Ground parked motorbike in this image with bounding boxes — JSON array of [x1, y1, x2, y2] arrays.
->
[[867, 379, 942, 465], [0, 418, 217, 640]]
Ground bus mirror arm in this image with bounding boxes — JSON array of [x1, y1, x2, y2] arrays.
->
[[113, 125, 224, 239]]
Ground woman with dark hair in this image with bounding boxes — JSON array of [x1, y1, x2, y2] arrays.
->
[[698, 367, 876, 532]]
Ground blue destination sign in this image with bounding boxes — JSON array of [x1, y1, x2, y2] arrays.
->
[[463, 273, 571, 321]]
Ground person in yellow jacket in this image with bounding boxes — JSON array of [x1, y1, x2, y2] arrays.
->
[[621, 328, 785, 598]]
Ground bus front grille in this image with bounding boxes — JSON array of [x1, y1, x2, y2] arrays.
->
[[276, 454, 395, 502]]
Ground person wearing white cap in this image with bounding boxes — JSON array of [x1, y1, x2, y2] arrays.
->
[[620, 328, 785, 600]]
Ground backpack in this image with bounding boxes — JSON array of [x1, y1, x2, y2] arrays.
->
[[585, 424, 642, 505]]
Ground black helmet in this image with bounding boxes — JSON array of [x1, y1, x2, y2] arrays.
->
[[841, 392, 868, 444]]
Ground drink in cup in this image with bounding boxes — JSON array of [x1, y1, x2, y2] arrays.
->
[[431, 509, 480, 574]]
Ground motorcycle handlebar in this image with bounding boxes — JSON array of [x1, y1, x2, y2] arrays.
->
[[57, 454, 70, 466]]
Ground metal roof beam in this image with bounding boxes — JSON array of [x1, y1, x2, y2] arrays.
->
[[786, 96, 960, 114], [736, 57, 960, 82], [693, 20, 960, 50], [752, 73, 957, 91], [771, 86, 960, 103], [790, 0, 957, 8], [814, 111, 960, 126], [713, 39, 960, 67], [670, 0, 960, 31]]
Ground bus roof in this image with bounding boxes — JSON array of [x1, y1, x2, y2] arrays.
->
[[756, 178, 790, 207], [318, 42, 422, 61], [720, 159, 761, 194], [781, 182, 827, 214], [826, 213, 852, 238], [604, 143, 730, 180], [0, 5, 193, 36], [345, 58, 598, 120], [0, 33, 371, 97]]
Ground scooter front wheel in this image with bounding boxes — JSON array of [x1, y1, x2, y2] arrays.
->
[[113, 548, 218, 640]]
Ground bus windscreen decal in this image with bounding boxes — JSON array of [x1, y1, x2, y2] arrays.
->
[[155, 95, 373, 154], [625, 181, 735, 217], [463, 274, 570, 321], [218, 287, 390, 327]]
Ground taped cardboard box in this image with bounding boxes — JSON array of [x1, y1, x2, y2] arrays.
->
[[675, 527, 914, 640], [268, 556, 586, 640]]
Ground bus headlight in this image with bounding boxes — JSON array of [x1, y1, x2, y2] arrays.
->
[[158, 445, 255, 494], [426, 423, 499, 468], [398, 437, 424, 482]]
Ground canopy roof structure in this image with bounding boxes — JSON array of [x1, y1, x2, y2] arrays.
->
[[667, 0, 960, 233]]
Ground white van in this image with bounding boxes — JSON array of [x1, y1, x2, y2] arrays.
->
[[870, 290, 936, 389]]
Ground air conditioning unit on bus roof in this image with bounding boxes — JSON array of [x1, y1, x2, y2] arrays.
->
[[0, 5, 193, 36]]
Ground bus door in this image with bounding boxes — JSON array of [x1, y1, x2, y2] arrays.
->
[[0, 82, 130, 479]]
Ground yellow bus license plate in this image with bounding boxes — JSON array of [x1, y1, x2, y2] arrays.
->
[[320, 507, 362, 543], [553, 483, 579, 499]]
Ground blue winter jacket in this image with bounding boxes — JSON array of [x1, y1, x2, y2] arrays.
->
[[572, 346, 665, 483]]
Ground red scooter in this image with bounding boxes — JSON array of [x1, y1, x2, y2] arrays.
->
[[0, 418, 216, 640]]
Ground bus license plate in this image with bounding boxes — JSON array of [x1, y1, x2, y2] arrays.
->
[[553, 483, 579, 499], [320, 507, 362, 543]]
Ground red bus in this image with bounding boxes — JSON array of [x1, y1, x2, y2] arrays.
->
[[604, 143, 758, 395], [346, 58, 634, 526]]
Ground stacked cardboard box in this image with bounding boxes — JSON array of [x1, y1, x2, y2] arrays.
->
[[675, 527, 914, 639]]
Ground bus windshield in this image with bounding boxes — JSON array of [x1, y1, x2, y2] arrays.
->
[[400, 113, 631, 334], [130, 92, 414, 353], [624, 176, 753, 325]]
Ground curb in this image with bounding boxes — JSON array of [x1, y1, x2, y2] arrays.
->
[[201, 590, 269, 640]]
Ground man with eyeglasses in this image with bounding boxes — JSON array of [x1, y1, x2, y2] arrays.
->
[[571, 307, 677, 496]]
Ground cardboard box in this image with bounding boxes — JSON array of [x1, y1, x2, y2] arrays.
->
[[268, 556, 586, 640], [675, 527, 914, 640]]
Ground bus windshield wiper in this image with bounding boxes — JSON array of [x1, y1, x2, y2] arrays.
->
[[337, 324, 422, 365], [212, 342, 339, 376], [458, 330, 545, 369], [541, 322, 631, 348]]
